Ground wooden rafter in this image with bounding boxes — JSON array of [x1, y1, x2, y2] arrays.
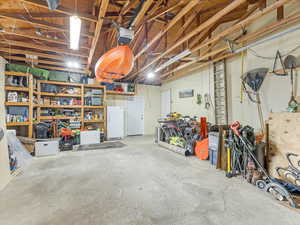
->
[[1, 29, 89, 50], [36, 64, 88, 73], [135, 0, 199, 59], [0, 47, 85, 63], [129, 0, 248, 80], [2, 55, 85, 68], [0, 12, 94, 38], [87, 0, 110, 69], [0, 40, 88, 58], [19, 0, 97, 22], [162, 5, 299, 81], [130, 0, 155, 28]]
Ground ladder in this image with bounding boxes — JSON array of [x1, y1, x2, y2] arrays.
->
[[213, 60, 228, 125]]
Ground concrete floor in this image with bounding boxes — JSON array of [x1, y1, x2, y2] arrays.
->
[[0, 136, 299, 225]]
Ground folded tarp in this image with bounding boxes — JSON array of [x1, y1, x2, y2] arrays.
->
[[6, 63, 49, 80]]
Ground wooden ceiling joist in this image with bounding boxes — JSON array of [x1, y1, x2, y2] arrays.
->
[[135, 0, 199, 59], [0, 12, 94, 38], [19, 0, 97, 22], [36, 64, 88, 74], [87, 0, 110, 69], [129, 0, 154, 28], [162, 4, 298, 81], [0, 47, 85, 63], [0, 40, 88, 58], [128, 0, 248, 80], [1, 29, 89, 50], [2, 55, 85, 68]]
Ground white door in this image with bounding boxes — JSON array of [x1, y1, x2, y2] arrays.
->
[[161, 89, 171, 118], [127, 96, 144, 136], [107, 106, 124, 139]]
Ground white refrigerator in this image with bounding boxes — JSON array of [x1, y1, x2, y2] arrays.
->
[[107, 106, 124, 140]]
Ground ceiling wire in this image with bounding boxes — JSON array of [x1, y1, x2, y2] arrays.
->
[[247, 45, 300, 60]]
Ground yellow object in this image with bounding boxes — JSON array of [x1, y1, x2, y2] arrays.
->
[[227, 148, 231, 173]]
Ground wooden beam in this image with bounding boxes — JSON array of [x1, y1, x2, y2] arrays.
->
[[130, 0, 155, 28], [0, 40, 88, 58], [2, 29, 89, 50], [146, 1, 183, 23], [2, 55, 85, 68], [0, 12, 94, 38], [161, 8, 300, 81], [19, 0, 97, 22], [277, 6, 284, 20], [130, 0, 248, 79], [135, 0, 199, 59], [0, 47, 86, 63], [36, 65, 88, 74], [87, 0, 110, 68]]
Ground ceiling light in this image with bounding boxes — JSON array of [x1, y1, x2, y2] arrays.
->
[[67, 61, 80, 68], [147, 72, 155, 79], [70, 15, 81, 50], [154, 49, 191, 73]]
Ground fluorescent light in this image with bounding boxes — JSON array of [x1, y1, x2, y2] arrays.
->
[[154, 49, 191, 72], [147, 72, 155, 79], [67, 61, 80, 68], [70, 15, 81, 50]]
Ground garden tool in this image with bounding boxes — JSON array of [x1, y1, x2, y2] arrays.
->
[[230, 121, 297, 208], [284, 55, 299, 107]]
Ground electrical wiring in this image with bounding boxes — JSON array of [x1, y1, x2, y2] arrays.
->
[[248, 45, 300, 60]]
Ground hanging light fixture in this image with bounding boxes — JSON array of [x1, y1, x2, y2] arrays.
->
[[69, 15, 81, 50]]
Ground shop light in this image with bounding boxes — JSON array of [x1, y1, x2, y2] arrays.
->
[[67, 61, 80, 68], [70, 15, 81, 50], [147, 72, 155, 79]]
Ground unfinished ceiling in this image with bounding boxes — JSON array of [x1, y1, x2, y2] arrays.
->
[[0, 0, 293, 84]]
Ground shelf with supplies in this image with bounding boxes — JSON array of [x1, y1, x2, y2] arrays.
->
[[35, 80, 107, 134], [4, 71, 34, 137], [5, 77, 107, 138]]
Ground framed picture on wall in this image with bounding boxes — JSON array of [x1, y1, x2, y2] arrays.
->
[[179, 89, 194, 98]]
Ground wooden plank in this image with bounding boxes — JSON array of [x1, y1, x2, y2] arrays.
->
[[135, 0, 199, 59], [160, 0, 293, 81], [28, 74, 33, 138], [40, 92, 81, 97], [0, 47, 86, 63], [277, 6, 284, 20], [83, 106, 105, 109], [106, 90, 135, 96], [40, 105, 82, 108], [2, 30, 89, 50], [268, 113, 300, 178], [39, 80, 83, 87], [0, 12, 94, 38], [5, 71, 30, 77], [36, 65, 88, 74], [146, 1, 183, 23], [130, 0, 154, 28], [131, 0, 248, 78], [83, 120, 105, 123], [0, 40, 88, 58], [87, 0, 110, 69], [5, 102, 30, 106], [19, 0, 97, 22], [5, 86, 29, 92], [2, 55, 85, 68], [6, 122, 30, 126]]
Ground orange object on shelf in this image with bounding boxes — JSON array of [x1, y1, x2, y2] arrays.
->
[[95, 45, 134, 83], [195, 138, 209, 160]]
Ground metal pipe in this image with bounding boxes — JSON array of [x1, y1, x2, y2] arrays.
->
[[234, 24, 300, 54]]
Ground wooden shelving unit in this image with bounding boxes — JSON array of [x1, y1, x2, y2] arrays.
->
[[106, 90, 135, 96], [5, 76, 109, 137], [4, 71, 34, 138], [36, 80, 107, 133]]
